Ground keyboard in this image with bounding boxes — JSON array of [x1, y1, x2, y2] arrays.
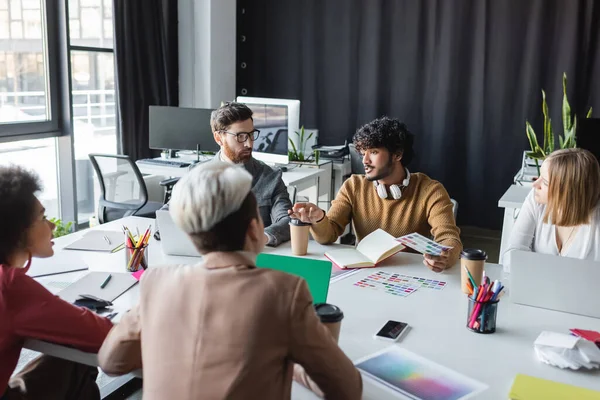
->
[[137, 158, 191, 168]]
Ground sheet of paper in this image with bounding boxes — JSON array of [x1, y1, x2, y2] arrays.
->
[[535, 331, 579, 349], [396, 232, 452, 256], [356, 346, 488, 400], [353, 271, 419, 298], [63, 230, 124, 252], [27, 251, 88, 278]]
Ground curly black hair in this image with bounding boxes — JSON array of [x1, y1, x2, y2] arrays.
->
[[0, 166, 42, 264], [353, 116, 415, 166]]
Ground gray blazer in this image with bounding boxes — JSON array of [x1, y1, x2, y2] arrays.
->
[[162, 152, 292, 246]]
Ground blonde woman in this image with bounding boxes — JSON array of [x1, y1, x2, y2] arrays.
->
[[505, 148, 600, 260]]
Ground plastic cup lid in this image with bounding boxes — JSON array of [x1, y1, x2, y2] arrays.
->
[[289, 218, 311, 227], [460, 248, 487, 261], [314, 303, 344, 323]]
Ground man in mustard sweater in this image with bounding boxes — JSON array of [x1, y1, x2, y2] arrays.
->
[[289, 117, 462, 271]]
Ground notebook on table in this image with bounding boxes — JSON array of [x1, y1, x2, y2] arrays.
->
[[324, 229, 405, 269], [509, 374, 600, 400], [63, 230, 124, 252], [57, 272, 138, 303], [27, 251, 89, 278], [256, 253, 331, 303]]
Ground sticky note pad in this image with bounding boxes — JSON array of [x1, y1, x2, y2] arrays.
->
[[509, 374, 600, 400]]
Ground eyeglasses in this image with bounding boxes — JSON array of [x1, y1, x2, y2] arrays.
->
[[219, 129, 260, 143]]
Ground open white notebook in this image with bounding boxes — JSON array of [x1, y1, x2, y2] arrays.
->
[[324, 229, 405, 269]]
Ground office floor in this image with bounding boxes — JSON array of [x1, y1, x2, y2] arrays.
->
[[16, 227, 501, 399]]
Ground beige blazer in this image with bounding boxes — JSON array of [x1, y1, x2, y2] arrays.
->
[[98, 251, 362, 400]]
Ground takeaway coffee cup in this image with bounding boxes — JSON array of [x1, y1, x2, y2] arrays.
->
[[289, 218, 311, 256], [460, 248, 487, 294], [314, 303, 344, 342]]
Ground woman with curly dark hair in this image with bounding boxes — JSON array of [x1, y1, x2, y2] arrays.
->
[[0, 166, 113, 400]]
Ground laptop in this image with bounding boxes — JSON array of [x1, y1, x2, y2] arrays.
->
[[155, 210, 201, 257], [508, 250, 600, 318]]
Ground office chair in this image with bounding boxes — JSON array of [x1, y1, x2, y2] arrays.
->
[[88, 153, 165, 224]]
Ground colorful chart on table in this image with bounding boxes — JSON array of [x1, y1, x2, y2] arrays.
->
[[392, 273, 447, 290], [397, 233, 452, 256], [356, 347, 488, 400], [353, 271, 419, 297]]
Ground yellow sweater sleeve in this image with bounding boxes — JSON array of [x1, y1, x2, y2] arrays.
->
[[310, 178, 354, 244], [425, 181, 462, 267]]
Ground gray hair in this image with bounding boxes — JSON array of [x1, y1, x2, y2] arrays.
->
[[170, 161, 253, 234]]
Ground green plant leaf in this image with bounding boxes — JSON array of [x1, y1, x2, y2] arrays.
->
[[559, 135, 564, 148], [587, 107, 593, 118], [526, 150, 545, 160], [562, 73, 573, 135], [541, 91, 554, 153], [526, 121, 541, 153]]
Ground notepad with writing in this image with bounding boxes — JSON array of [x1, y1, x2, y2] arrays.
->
[[324, 229, 405, 269], [509, 374, 600, 400]]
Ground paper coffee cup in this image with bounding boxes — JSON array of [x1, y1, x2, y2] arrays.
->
[[289, 218, 311, 256], [460, 248, 487, 294], [314, 303, 344, 342]]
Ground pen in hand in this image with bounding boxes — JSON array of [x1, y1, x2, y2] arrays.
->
[[100, 273, 112, 289]]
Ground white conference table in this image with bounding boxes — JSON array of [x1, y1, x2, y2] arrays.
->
[[27, 217, 600, 399]]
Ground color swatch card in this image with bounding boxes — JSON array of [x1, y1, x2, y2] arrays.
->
[[393, 273, 447, 290], [356, 347, 488, 400], [397, 233, 452, 256], [354, 271, 419, 297]]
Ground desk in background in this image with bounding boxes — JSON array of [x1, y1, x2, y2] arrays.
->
[[26, 216, 600, 399], [135, 156, 350, 210], [498, 185, 530, 265]]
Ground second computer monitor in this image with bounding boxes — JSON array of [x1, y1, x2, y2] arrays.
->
[[149, 106, 220, 153]]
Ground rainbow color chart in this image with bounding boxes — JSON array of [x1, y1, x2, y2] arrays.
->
[[356, 347, 487, 400], [397, 232, 453, 256], [354, 271, 419, 297]]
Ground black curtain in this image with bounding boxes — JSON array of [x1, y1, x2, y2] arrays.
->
[[237, 0, 600, 229], [113, 0, 178, 161]]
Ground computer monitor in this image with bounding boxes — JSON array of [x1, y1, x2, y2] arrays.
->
[[149, 106, 220, 155], [236, 97, 300, 164]]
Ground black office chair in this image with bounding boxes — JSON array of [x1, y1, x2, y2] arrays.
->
[[89, 153, 165, 224]]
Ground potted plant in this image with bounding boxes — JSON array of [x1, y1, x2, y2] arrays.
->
[[525, 73, 593, 175], [50, 217, 74, 238], [289, 126, 319, 163]]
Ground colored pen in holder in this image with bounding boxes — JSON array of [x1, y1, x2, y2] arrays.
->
[[126, 243, 148, 272], [467, 296, 499, 334]]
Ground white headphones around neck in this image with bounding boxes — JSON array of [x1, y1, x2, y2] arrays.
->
[[373, 168, 411, 200]]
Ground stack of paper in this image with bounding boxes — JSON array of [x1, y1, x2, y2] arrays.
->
[[534, 331, 600, 370], [509, 374, 600, 400]]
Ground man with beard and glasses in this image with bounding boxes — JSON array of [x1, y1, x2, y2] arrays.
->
[[161, 102, 292, 247], [289, 117, 462, 271]]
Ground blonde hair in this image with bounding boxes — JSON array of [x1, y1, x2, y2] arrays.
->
[[544, 148, 600, 226], [170, 161, 253, 234]]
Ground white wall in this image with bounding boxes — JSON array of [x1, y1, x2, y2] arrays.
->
[[179, 0, 236, 109]]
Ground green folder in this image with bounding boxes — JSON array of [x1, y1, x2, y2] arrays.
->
[[509, 374, 600, 400], [256, 253, 332, 303]]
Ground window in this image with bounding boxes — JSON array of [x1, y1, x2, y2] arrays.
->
[[0, 0, 50, 127], [0, 137, 59, 218], [69, 0, 116, 224]]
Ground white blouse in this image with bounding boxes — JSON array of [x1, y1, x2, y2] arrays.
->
[[504, 189, 600, 262]]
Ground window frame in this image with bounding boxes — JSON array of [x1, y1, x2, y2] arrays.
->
[[0, 0, 65, 139]]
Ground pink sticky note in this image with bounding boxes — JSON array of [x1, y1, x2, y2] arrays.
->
[[132, 269, 145, 281]]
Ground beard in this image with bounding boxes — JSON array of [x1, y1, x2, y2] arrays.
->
[[222, 141, 252, 163], [364, 157, 394, 181]]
